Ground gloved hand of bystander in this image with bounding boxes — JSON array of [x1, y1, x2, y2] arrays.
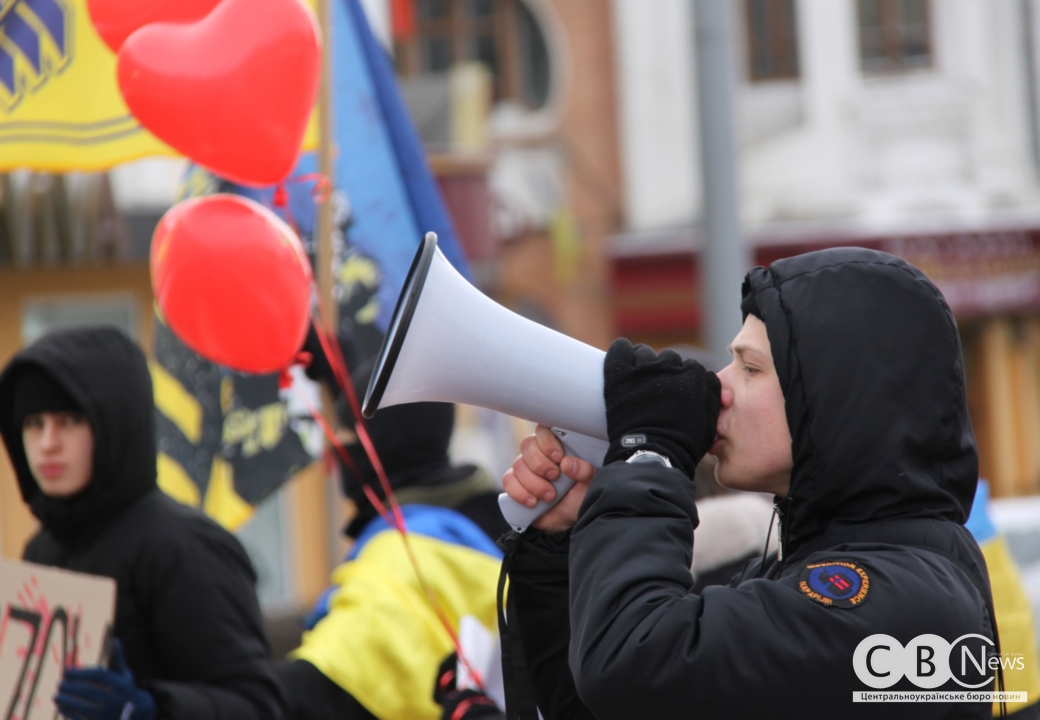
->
[[433, 653, 504, 720], [55, 640, 156, 720]]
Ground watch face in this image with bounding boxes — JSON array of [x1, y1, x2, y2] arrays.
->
[[628, 451, 671, 467]]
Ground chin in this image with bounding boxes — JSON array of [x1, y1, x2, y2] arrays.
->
[[714, 465, 759, 493], [713, 462, 738, 490], [38, 480, 86, 499], [716, 476, 743, 492]]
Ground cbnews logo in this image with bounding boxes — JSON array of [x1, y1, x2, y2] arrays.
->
[[854, 634, 1025, 689]]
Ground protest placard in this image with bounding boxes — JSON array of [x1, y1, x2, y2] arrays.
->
[[0, 558, 116, 720]]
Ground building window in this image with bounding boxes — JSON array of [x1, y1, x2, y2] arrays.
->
[[857, 0, 932, 74], [21, 294, 138, 345], [396, 0, 551, 109], [745, 0, 800, 82]]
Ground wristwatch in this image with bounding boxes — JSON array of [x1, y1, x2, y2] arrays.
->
[[625, 450, 673, 468]]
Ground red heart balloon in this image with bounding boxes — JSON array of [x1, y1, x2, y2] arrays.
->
[[87, 0, 222, 53], [118, 0, 321, 187], [152, 195, 313, 374]]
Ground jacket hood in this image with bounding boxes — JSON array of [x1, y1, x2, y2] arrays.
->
[[742, 248, 978, 555], [0, 327, 157, 543]]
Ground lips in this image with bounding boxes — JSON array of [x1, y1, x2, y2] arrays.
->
[[709, 433, 724, 455], [37, 463, 66, 480]]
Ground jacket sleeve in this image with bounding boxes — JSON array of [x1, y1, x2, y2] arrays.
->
[[506, 529, 595, 720], [566, 462, 984, 719], [140, 520, 286, 720], [276, 659, 377, 720]]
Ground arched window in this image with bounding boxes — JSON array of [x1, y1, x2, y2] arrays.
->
[[394, 0, 551, 110]]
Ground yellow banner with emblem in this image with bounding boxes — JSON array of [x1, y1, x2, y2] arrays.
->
[[0, 0, 316, 172], [150, 316, 320, 531]]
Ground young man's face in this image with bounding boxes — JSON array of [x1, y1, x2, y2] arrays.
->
[[710, 315, 793, 496], [22, 412, 94, 498]]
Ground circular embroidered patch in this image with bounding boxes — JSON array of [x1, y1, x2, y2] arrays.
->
[[797, 561, 870, 608]]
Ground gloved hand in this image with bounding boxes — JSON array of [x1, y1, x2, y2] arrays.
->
[[603, 338, 721, 478], [439, 689, 503, 720], [433, 653, 503, 720], [55, 640, 156, 720]]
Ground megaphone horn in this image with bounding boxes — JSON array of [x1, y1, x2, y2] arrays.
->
[[363, 233, 609, 531]]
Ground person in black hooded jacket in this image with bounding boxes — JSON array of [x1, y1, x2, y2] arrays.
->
[[500, 248, 1000, 718], [0, 327, 284, 720]]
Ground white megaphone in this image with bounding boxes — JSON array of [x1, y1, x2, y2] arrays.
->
[[363, 233, 609, 532]]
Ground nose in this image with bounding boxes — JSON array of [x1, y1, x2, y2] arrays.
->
[[717, 363, 736, 409], [39, 417, 61, 451]]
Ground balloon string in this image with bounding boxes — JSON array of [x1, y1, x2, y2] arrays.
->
[[310, 315, 405, 534], [271, 172, 333, 235], [306, 311, 486, 694], [297, 351, 482, 695], [271, 172, 332, 205], [267, 173, 401, 531], [303, 398, 395, 528], [272, 178, 486, 695]]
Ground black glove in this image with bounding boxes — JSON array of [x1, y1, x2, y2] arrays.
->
[[433, 652, 460, 706], [603, 338, 721, 478], [439, 689, 503, 720], [433, 653, 504, 720], [55, 640, 156, 720]]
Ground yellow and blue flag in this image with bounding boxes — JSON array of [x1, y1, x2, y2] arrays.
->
[[0, 0, 175, 170], [0, 0, 316, 171]]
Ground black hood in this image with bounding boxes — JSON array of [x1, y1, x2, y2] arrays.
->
[[0, 327, 157, 544], [741, 248, 978, 556]]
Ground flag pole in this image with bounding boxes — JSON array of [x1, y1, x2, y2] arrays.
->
[[317, 0, 336, 331]]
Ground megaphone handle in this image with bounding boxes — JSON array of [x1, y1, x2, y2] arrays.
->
[[498, 475, 576, 534], [497, 428, 609, 533]]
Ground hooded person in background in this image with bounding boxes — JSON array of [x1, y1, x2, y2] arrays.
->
[[0, 327, 284, 720], [278, 356, 511, 720], [502, 248, 998, 718]]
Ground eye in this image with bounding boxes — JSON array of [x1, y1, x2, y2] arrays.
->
[[22, 414, 44, 430], [743, 365, 760, 376]]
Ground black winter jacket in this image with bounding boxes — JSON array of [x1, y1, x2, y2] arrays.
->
[[504, 249, 996, 719], [0, 327, 285, 720]]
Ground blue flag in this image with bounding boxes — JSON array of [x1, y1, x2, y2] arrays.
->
[[237, 0, 471, 330]]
